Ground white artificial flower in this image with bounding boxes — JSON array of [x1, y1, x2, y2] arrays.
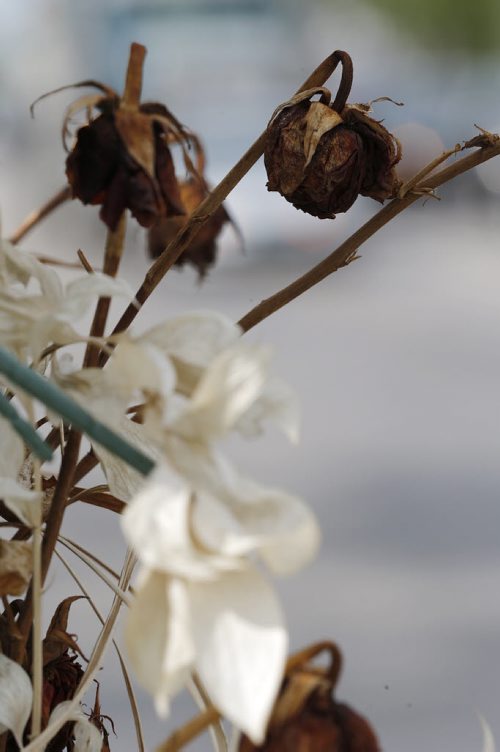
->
[[119, 333, 318, 744], [0, 239, 134, 362]]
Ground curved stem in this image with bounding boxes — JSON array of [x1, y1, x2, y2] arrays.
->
[[238, 138, 500, 333], [331, 50, 353, 113]]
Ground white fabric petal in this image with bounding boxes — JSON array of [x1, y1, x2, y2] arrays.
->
[[0, 654, 32, 747], [189, 568, 287, 744], [235, 376, 300, 444], [172, 344, 270, 441], [62, 273, 134, 320], [192, 456, 320, 575], [122, 464, 240, 579], [93, 419, 162, 503], [125, 570, 195, 716], [144, 311, 241, 369], [0, 478, 43, 527]]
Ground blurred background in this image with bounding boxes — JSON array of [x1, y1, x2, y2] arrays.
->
[[1, 0, 500, 750]]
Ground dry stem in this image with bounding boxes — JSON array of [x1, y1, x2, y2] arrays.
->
[[238, 138, 500, 332], [155, 707, 222, 752], [8, 186, 71, 245]]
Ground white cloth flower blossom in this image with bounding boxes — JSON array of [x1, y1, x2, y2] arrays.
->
[[117, 325, 319, 744], [0, 239, 133, 362]]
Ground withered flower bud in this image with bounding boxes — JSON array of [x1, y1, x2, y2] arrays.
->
[[147, 136, 230, 277], [264, 51, 401, 219], [238, 641, 381, 752]]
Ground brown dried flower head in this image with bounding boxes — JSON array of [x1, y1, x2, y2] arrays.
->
[[238, 641, 381, 752], [147, 135, 230, 277], [33, 44, 198, 231], [264, 51, 402, 219]]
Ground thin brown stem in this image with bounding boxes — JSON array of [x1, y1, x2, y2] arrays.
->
[[83, 213, 127, 368], [104, 50, 348, 352], [15, 429, 82, 661], [8, 186, 71, 245], [331, 51, 353, 113], [155, 707, 221, 752], [238, 138, 500, 332], [122, 43, 146, 109]]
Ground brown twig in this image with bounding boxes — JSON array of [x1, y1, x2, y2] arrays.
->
[[83, 213, 127, 367], [155, 706, 221, 752], [237, 138, 500, 332], [103, 50, 349, 353], [8, 185, 71, 245]]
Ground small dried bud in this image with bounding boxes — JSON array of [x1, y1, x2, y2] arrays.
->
[[147, 137, 230, 277], [264, 51, 401, 219], [238, 641, 381, 752]]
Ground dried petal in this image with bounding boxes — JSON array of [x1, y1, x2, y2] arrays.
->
[[66, 110, 184, 231], [148, 177, 229, 277], [0, 540, 32, 596]]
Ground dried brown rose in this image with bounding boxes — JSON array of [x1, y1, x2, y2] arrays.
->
[[65, 98, 186, 231], [147, 136, 230, 277], [264, 51, 401, 219], [238, 641, 381, 752]]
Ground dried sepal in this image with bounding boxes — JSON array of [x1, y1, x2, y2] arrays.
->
[[43, 596, 86, 665], [238, 641, 381, 752], [0, 540, 32, 596], [264, 51, 401, 219]]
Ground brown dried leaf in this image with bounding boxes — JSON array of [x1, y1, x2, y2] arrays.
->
[[0, 540, 32, 596]]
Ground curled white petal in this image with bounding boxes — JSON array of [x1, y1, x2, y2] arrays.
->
[[0, 654, 32, 747], [191, 453, 320, 575], [122, 464, 240, 579], [172, 344, 270, 440], [189, 568, 287, 744]]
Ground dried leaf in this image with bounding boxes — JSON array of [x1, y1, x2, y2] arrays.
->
[[0, 540, 32, 596]]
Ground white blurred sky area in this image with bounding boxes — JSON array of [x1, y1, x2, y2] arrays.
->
[[1, 2, 500, 751]]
